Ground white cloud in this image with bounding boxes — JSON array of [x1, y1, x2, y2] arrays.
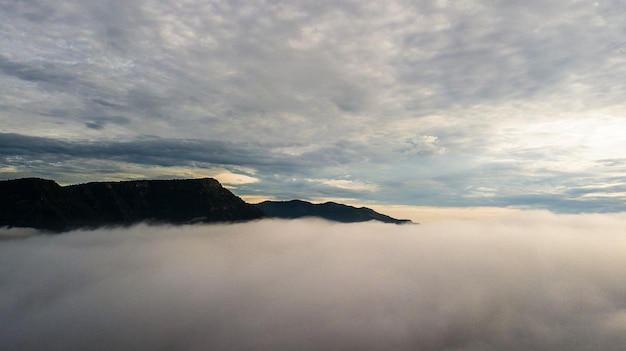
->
[[308, 178, 380, 192], [580, 192, 626, 199], [212, 172, 258, 185], [2, 213, 626, 350], [46, 162, 260, 186]]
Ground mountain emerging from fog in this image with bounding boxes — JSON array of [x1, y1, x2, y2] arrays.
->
[[254, 200, 412, 224], [0, 178, 411, 232], [0, 178, 263, 232]]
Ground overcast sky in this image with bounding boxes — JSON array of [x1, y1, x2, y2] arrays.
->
[[2, 0, 626, 214]]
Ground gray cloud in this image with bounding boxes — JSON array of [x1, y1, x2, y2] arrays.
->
[[0, 133, 271, 168], [0, 132, 402, 174], [396, 0, 623, 106], [3, 0, 623, 122], [0, 56, 75, 85], [2, 213, 626, 350], [84, 116, 131, 130]]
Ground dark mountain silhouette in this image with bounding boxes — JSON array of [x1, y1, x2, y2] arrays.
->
[[254, 200, 412, 224], [1, 178, 412, 232], [0, 178, 263, 232]]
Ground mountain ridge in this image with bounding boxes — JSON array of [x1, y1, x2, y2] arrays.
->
[[0, 177, 263, 232], [1, 178, 412, 232], [254, 199, 412, 224]]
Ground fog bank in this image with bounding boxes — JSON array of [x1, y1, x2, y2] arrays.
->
[[2, 212, 626, 350]]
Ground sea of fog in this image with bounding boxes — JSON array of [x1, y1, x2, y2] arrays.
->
[[2, 212, 626, 350]]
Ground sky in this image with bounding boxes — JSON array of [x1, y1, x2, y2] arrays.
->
[[3, 213, 626, 350], [2, 0, 626, 219]]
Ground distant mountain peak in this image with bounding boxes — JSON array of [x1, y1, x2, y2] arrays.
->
[[254, 199, 412, 224]]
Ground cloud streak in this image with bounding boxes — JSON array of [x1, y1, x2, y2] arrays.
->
[[2, 213, 626, 350]]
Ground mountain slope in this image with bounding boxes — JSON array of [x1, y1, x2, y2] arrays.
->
[[254, 200, 412, 224], [0, 178, 264, 232]]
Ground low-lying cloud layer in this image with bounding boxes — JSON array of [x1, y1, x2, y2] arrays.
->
[[2, 213, 626, 350]]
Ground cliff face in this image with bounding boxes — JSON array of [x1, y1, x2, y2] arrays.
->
[[254, 200, 412, 224], [0, 178, 264, 232]]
